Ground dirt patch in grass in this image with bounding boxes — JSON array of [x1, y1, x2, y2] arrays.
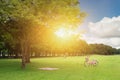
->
[[38, 67, 59, 71]]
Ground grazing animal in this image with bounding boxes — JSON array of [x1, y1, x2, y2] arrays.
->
[[84, 56, 98, 66]]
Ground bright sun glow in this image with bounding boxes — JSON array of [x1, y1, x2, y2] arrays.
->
[[55, 28, 78, 38], [55, 28, 66, 38]]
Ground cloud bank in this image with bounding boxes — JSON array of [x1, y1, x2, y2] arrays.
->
[[82, 16, 120, 48]]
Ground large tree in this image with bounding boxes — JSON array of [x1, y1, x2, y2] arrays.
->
[[0, 0, 86, 68]]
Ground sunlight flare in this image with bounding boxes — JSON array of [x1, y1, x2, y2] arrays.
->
[[55, 27, 79, 39], [55, 28, 66, 38]]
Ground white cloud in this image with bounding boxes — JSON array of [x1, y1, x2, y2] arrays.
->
[[82, 16, 120, 48], [88, 16, 120, 37]]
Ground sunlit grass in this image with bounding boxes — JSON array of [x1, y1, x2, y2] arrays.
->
[[0, 55, 120, 80]]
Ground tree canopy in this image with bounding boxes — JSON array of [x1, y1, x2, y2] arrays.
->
[[0, 0, 86, 68]]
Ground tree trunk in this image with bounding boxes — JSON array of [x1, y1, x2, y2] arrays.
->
[[21, 39, 31, 68], [21, 42, 26, 69], [21, 54, 26, 69], [25, 44, 30, 63]]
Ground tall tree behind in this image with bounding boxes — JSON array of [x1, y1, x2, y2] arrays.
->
[[0, 0, 86, 68]]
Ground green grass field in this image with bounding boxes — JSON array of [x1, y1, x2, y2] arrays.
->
[[0, 55, 120, 80]]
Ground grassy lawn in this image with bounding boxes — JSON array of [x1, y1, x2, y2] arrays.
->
[[0, 55, 120, 80]]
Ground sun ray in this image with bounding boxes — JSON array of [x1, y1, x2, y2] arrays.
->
[[55, 28, 66, 38]]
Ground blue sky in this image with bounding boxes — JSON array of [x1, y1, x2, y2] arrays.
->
[[79, 0, 120, 22], [79, 0, 120, 48]]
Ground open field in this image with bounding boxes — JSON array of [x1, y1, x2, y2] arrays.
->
[[0, 55, 120, 80]]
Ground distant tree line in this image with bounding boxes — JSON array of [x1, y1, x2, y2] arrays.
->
[[89, 44, 119, 55], [0, 41, 120, 58]]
